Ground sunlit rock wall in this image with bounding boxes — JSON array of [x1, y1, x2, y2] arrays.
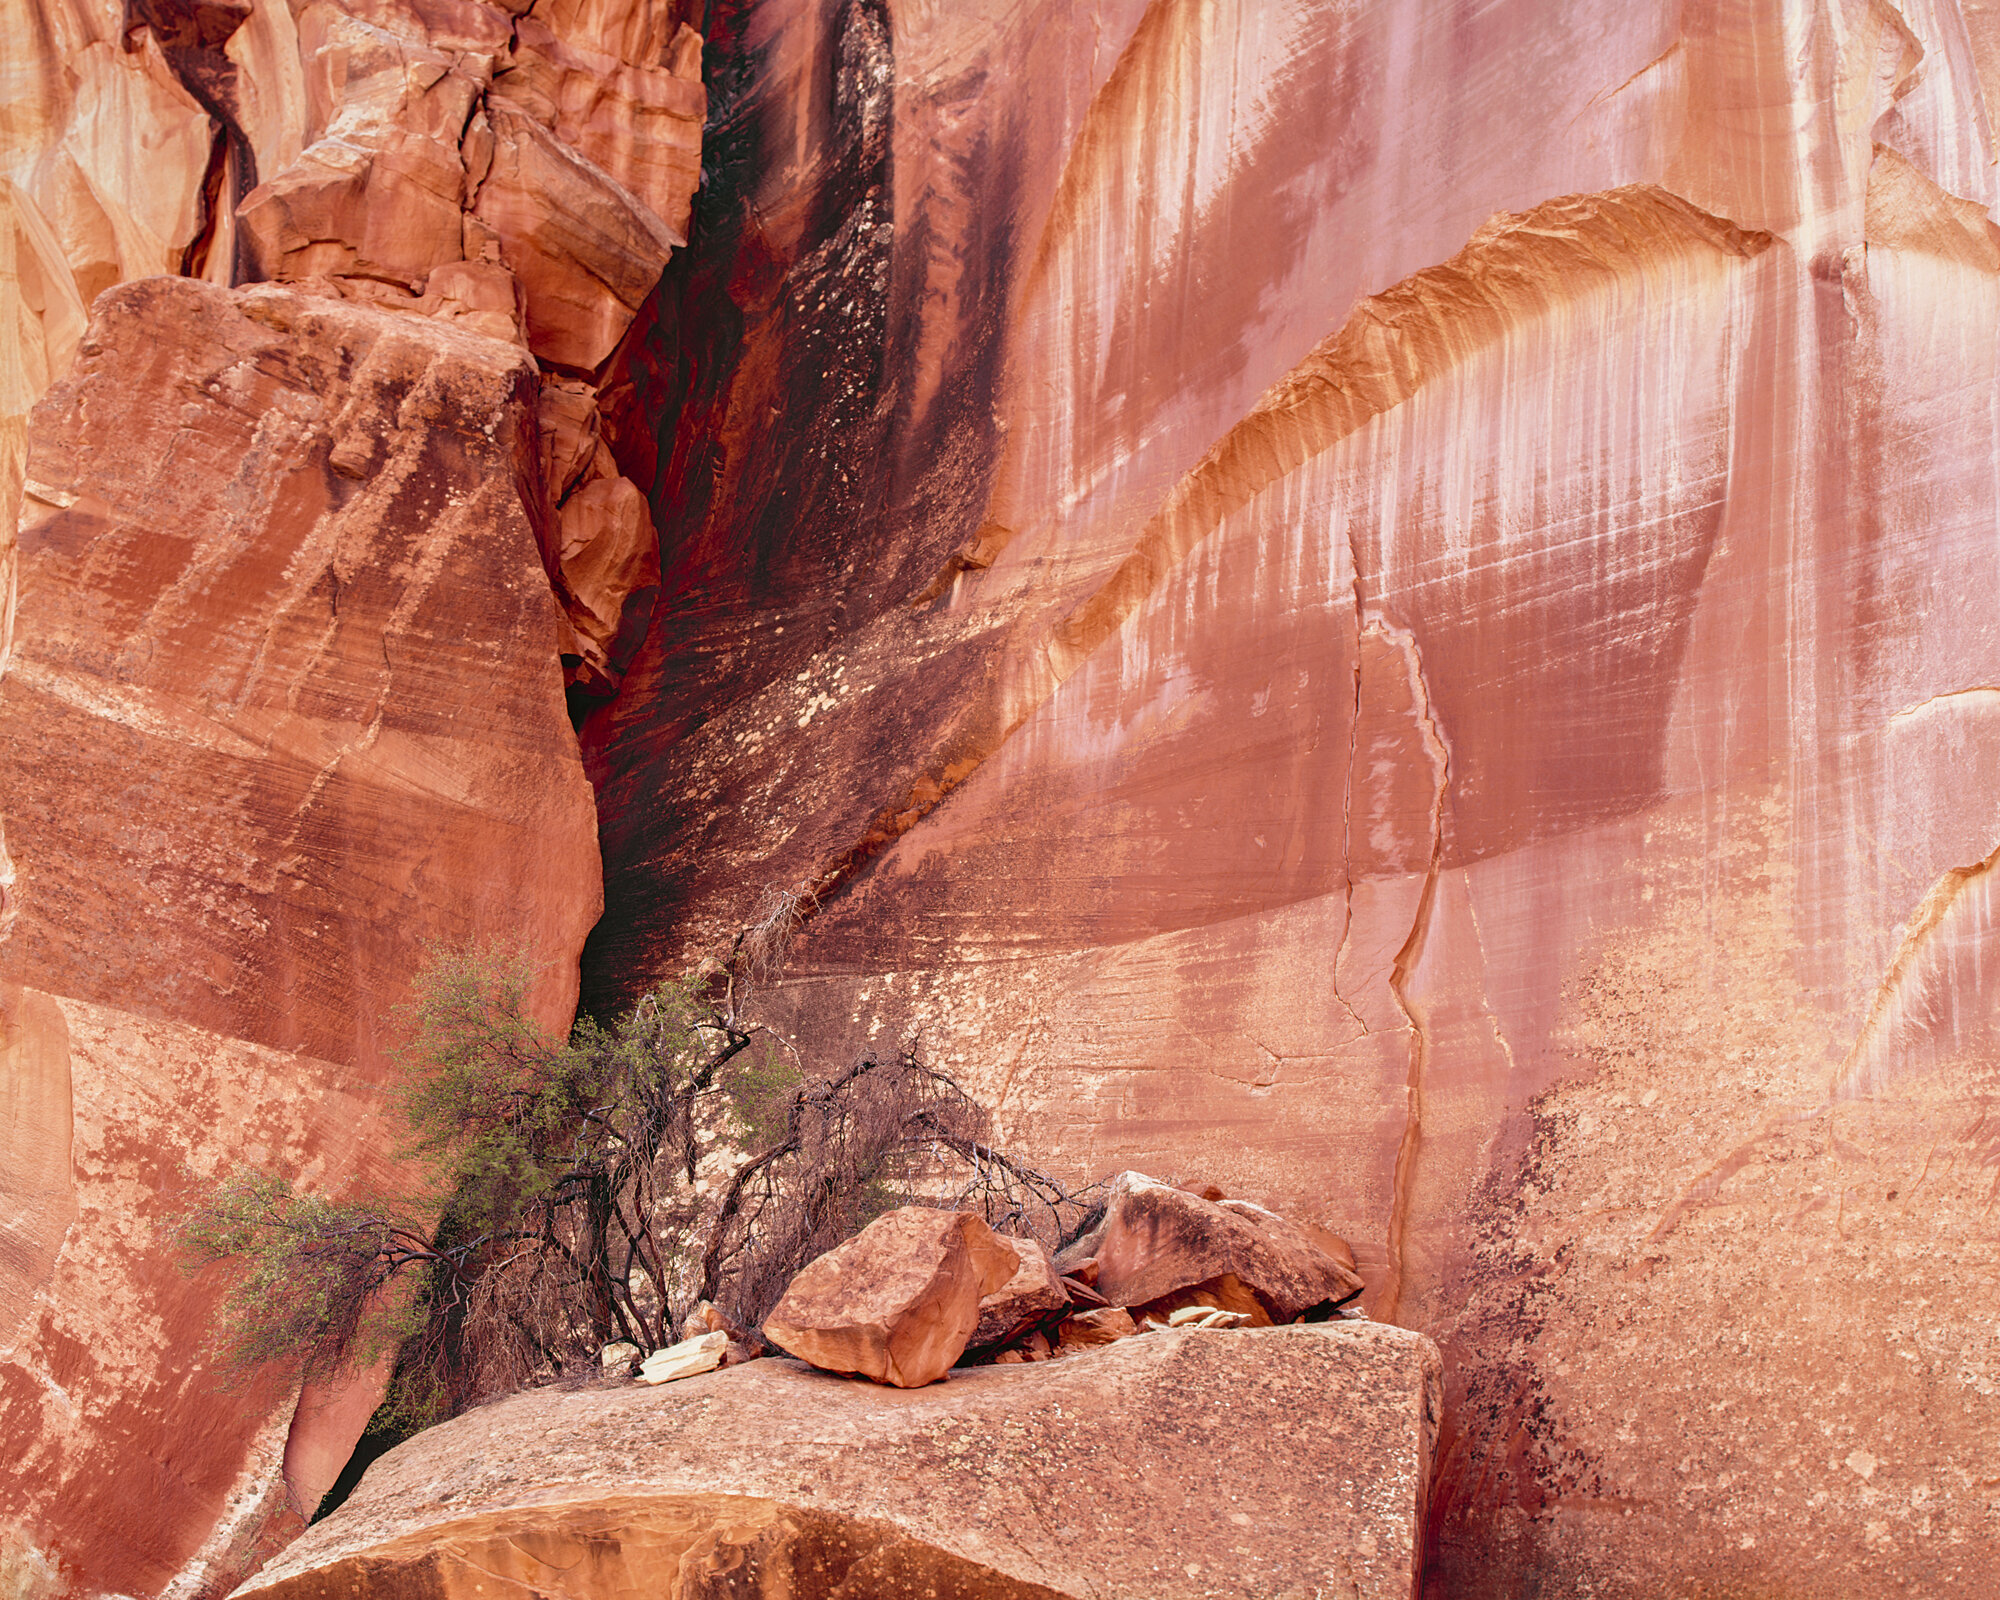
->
[[0, 278, 602, 1598], [585, 2, 2000, 1593], [0, 0, 708, 1591]]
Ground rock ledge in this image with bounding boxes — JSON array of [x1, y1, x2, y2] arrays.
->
[[236, 1323, 1440, 1600]]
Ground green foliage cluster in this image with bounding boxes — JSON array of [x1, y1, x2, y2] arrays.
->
[[173, 941, 1074, 1462]]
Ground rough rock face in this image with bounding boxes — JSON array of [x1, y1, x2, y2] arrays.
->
[[967, 1235, 1070, 1350], [8, 1, 2000, 1596], [1, 0, 704, 710], [0, 276, 600, 1596], [1058, 1173, 1365, 1324], [763, 1207, 1020, 1386], [236, 1323, 1443, 1600], [577, 1, 2000, 1593], [0, 0, 709, 1589]]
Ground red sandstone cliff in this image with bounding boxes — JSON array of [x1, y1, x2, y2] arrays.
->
[[6, 1, 2000, 1597]]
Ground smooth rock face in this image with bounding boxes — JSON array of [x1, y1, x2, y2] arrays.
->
[[0, 276, 600, 1597], [764, 1208, 1020, 1387], [235, 1323, 1443, 1600], [579, 2, 2000, 1592], [1058, 1172, 1365, 1323]]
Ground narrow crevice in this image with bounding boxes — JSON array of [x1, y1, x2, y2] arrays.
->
[[1376, 636, 1450, 1328], [1328, 539, 1372, 1040]]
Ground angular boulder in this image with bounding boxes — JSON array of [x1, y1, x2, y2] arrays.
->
[[1057, 1173, 1363, 1323], [966, 1234, 1070, 1350], [234, 1323, 1442, 1600], [763, 1208, 1019, 1387], [639, 1331, 728, 1386]]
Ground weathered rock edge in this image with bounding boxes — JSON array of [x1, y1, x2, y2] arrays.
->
[[235, 1323, 1442, 1600]]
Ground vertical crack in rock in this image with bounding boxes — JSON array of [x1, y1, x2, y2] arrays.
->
[[1828, 836, 2000, 1103], [1329, 564, 1371, 1039], [0, 444, 15, 944], [775, 187, 1773, 947], [1372, 626, 1449, 1329]]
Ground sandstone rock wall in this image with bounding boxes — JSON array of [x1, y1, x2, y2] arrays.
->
[[580, 2, 2000, 1593], [7, 0, 2000, 1596], [0, 276, 602, 1598], [0, 0, 710, 1589]]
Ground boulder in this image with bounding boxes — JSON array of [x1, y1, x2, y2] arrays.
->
[[234, 1323, 1443, 1600], [966, 1235, 1070, 1349], [1057, 1173, 1363, 1324], [1054, 1306, 1136, 1352], [763, 1208, 1019, 1387], [600, 1341, 640, 1370], [639, 1331, 728, 1385], [554, 472, 659, 692]]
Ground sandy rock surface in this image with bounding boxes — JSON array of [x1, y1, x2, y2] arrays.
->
[[236, 1323, 1441, 1600]]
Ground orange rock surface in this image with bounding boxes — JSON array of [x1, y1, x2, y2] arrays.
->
[[0, 276, 599, 1595], [237, 1323, 1443, 1600]]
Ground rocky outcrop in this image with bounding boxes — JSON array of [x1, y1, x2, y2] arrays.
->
[[0, 275, 600, 1596], [0, 0, 709, 1588], [763, 1207, 1020, 1387], [1057, 1173, 1365, 1325], [235, 1323, 1443, 1600]]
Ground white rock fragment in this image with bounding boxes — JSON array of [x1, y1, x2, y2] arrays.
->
[[600, 1341, 640, 1371], [639, 1330, 730, 1385]]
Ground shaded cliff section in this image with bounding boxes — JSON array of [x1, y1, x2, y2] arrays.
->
[[582, 0, 1021, 1007]]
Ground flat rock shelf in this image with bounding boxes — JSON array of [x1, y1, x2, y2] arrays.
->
[[232, 1323, 1441, 1600]]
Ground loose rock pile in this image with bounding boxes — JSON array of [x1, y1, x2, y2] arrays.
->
[[624, 1171, 1366, 1389]]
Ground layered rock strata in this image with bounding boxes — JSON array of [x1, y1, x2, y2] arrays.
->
[[0, 276, 599, 1595], [579, 1, 2000, 1593], [235, 1323, 1443, 1600], [1, 0, 707, 1589]]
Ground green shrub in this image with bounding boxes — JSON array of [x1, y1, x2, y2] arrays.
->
[[173, 942, 1078, 1434]]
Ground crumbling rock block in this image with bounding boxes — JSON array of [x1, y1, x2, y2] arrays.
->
[[1057, 1172, 1363, 1324], [555, 472, 659, 693], [235, 1323, 1441, 1600], [763, 1207, 1019, 1387]]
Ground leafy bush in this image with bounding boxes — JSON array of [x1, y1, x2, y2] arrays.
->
[[174, 942, 1078, 1433]]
